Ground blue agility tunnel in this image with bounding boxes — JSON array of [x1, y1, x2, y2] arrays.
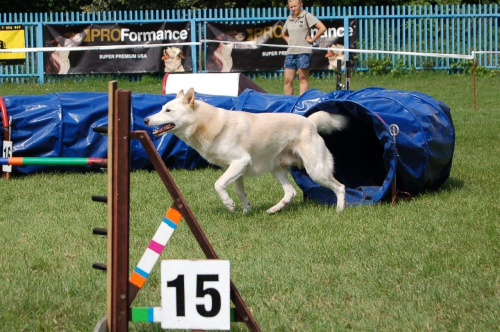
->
[[2, 87, 454, 206]]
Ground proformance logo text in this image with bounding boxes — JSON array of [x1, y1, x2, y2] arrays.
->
[[84, 28, 189, 43]]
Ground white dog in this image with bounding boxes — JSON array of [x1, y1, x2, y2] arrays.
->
[[325, 44, 345, 70], [144, 88, 347, 214], [212, 42, 234, 72], [47, 32, 86, 74], [162, 47, 185, 72], [209, 30, 249, 72]]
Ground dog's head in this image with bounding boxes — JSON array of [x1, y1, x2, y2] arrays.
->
[[144, 88, 196, 136], [325, 44, 345, 69], [70, 32, 85, 44], [162, 46, 185, 61]]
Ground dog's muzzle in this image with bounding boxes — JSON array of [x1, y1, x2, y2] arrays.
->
[[144, 118, 175, 136], [152, 124, 175, 136]]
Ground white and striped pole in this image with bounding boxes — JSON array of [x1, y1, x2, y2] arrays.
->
[[129, 206, 182, 292]]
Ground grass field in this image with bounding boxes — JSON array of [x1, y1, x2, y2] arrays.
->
[[0, 72, 499, 331]]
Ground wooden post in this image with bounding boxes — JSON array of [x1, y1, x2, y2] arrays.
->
[[336, 59, 342, 90], [105, 83, 132, 332], [105, 81, 116, 332], [345, 60, 352, 90]]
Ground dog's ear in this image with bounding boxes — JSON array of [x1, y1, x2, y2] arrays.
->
[[184, 88, 195, 108], [176, 89, 185, 98]]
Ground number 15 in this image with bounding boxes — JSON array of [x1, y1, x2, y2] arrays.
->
[[167, 274, 222, 318]]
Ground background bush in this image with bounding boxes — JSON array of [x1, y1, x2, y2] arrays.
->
[[1, 0, 497, 14]]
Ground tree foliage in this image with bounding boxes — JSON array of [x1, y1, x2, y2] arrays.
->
[[1, 0, 498, 14]]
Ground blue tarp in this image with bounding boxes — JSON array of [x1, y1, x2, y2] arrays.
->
[[2, 87, 454, 206]]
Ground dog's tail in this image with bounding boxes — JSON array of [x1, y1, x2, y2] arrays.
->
[[308, 111, 348, 135]]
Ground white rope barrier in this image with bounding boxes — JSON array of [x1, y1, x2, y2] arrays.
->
[[3, 40, 495, 61], [473, 50, 500, 55], [0, 42, 201, 54], [2, 39, 496, 61], [203, 39, 476, 60]]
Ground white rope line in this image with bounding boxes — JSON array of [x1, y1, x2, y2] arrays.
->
[[203, 39, 476, 60], [0, 42, 201, 54], [2, 39, 497, 60], [473, 50, 500, 55]]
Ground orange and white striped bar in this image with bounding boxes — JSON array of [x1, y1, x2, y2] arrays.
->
[[129, 206, 182, 290]]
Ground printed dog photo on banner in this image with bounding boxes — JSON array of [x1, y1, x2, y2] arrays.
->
[[325, 44, 345, 70], [161, 46, 186, 73], [310, 19, 357, 70], [45, 31, 86, 74]]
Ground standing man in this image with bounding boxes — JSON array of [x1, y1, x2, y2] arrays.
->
[[283, 0, 326, 95]]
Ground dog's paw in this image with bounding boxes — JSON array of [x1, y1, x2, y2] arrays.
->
[[266, 204, 284, 214], [242, 203, 252, 214], [336, 199, 345, 212], [224, 201, 236, 212], [266, 208, 277, 214]]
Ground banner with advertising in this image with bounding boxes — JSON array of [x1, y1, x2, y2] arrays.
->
[[43, 22, 192, 75], [0, 25, 26, 65], [206, 21, 288, 72], [206, 19, 357, 72]]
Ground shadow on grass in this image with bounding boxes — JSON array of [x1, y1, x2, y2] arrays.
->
[[438, 177, 464, 192], [360, 176, 465, 206], [390, 176, 465, 203]]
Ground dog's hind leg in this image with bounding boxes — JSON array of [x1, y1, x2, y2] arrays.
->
[[214, 158, 250, 212], [267, 168, 297, 214], [235, 177, 252, 214], [299, 140, 346, 212], [310, 171, 345, 212]]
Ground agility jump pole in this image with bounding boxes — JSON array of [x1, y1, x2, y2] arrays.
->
[[0, 157, 106, 166], [97, 82, 260, 332], [128, 206, 182, 299]]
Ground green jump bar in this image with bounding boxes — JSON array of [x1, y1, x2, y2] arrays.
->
[[131, 307, 239, 323], [0, 157, 107, 166], [132, 307, 155, 322]]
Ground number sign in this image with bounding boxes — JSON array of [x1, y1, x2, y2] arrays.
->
[[161, 260, 230, 330]]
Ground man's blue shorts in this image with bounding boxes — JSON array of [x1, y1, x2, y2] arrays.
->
[[284, 53, 312, 70]]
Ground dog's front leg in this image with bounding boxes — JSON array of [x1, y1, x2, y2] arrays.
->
[[214, 158, 250, 212]]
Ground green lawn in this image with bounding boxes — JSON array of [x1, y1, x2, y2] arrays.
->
[[1, 72, 499, 331]]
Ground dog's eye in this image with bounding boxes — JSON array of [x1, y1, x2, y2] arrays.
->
[[165, 108, 171, 113]]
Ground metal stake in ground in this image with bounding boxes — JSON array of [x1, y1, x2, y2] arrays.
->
[[389, 124, 400, 204]]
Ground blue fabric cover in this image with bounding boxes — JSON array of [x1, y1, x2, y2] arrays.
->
[[2, 87, 454, 206]]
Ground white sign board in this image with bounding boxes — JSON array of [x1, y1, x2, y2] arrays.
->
[[161, 260, 230, 330], [164, 73, 241, 96], [2, 140, 12, 173]]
